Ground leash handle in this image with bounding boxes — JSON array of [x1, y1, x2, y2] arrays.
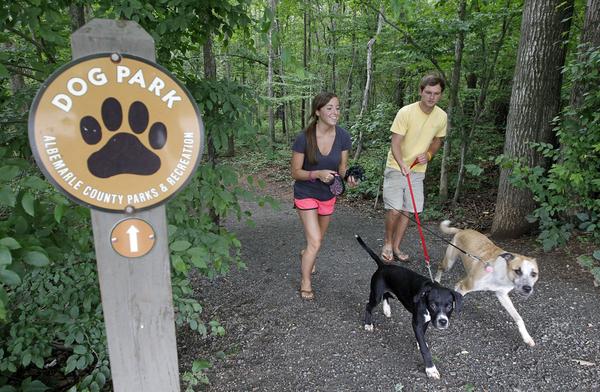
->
[[406, 160, 431, 268]]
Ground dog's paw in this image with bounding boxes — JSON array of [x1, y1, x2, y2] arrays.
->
[[364, 324, 374, 331], [382, 300, 391, 318], [426, 366, 440, 379], [525, 337, 536, 347]]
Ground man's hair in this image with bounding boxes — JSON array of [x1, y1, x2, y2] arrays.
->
[[419, 74, 445, 92]]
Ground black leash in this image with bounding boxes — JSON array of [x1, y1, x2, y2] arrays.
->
[[391, 207, 486, 265], [352, 161, 486, 267]]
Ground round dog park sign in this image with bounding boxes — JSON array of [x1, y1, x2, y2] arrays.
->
[[29, 53, 203, 212]]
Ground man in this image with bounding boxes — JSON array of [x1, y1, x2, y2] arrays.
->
[[381, 74, 447, 262]]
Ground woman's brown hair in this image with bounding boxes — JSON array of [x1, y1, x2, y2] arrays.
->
[[304, 92, 338, 165]]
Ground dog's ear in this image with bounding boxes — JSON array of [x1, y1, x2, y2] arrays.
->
[[413, 285, 432, 304], [499, 252, 514, 262], [451, 290, 463, 314]]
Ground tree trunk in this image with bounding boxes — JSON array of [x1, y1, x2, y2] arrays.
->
[[69, 4, 86, 32], [274, 3, 289, 142], [267, 0, 277, 148], [203, 36, 220, 227], [569, 0, 600, 108], [330, 2, 338, 92], [301, 5, 309, 129], [579, 0, 600, 49], [203, 38, 217, 162], [1, 42, 25, 93], [394, 69, 405, 108], [224, 49, 235, 157], [439, 0, 467, 203], [353, 7, 384, 160], [343, 16, 357, 124], [491, 0, 574, 238]]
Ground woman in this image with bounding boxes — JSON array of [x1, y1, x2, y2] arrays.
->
[[291, 92, 359, 300]]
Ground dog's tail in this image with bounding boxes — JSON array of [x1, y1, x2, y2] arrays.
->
[[440, 220, 461, 235], [355, 235, 384, 268]]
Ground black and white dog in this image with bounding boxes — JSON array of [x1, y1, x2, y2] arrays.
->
[[356, 235, 463, 379]]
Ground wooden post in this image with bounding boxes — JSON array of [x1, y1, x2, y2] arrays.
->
[[71, 19, 180, 391]]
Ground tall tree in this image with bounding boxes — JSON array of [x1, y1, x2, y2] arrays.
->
[[274, 3, 289, 141], [491, 0, 574, 238], [343, 9, 357, 124], [69, 4, 85, 32], [329, 2, 339, 91], [267, 0, 277, 148], [203, 35, 220, 227], [354, 5, 384, 160], [569, 0, 600, 108], [302, 4, 309, 129], [452, 0, 515, 204], [439, 0, 467, 202]]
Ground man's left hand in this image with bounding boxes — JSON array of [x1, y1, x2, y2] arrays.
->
[[416, 152, 429, 164]]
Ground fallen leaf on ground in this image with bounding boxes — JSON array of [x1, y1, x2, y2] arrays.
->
[[571, 359, 595, 366]]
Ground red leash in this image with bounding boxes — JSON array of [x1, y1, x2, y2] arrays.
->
[[406, 160, 434, 281]]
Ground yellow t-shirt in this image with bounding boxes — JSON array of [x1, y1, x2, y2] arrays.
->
[[385, 102, 447, 173]]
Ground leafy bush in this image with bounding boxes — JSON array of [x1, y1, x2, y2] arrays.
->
[[498, 46, 600, 252], [345, 103, 397, 199], [349, 103, 397, 152], [0, 56, 269, 392], [577, 250, 600, 287], [0, 1, 266, 390]]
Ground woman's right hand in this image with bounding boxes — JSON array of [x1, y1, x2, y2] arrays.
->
[[318, 170, 337, 183]]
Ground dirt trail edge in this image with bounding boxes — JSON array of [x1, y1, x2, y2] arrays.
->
[[178, 198, 600, 392]]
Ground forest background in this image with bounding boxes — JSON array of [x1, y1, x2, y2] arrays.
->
[[0, 0, 598, 390]]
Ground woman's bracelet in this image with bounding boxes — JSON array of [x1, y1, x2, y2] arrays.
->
[[308, 171, 316, 182], [427, 152, 432, 161]]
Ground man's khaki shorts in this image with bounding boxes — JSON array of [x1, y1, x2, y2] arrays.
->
[[382, 167, 425, 213]]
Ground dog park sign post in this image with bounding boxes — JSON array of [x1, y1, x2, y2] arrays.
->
[[28, 19, 204, 391]]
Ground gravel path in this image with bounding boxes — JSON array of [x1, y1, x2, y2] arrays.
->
[[178, 199, 600, 392]]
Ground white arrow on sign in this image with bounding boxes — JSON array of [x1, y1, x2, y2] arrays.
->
[[126, 225, 140, 253]]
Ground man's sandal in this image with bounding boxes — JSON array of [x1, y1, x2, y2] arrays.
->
[[393, 250, 410, 262]]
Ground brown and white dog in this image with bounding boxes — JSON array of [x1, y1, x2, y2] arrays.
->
[[434, 220, 539, 347]]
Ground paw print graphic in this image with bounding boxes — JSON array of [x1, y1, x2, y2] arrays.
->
[[80, 97, 168, 178]]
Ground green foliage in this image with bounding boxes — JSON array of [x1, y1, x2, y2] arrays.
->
[[96, 0, 254, 58], [0, 1, 268, 390], [577, 250, 600, 287], [345, 103, 396, 199], [181, 359, 212, 391], [497, 46, 600, 251], [0, 145, 109, 390], [188, 78, 259, 152], [345, 154, 387, 200], [349, 103, 397, 151]]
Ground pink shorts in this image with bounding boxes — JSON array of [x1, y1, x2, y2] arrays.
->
[[294, 197, 336, 216]]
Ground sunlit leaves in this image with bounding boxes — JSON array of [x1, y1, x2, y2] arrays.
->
[[0, 246, 12, 266], [22, 251, 49, 267], [21, 193, 35, 217], [0, 269, 21, 286]]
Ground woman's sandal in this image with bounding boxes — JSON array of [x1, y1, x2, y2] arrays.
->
[[299, 249, 317, 274], [299, 289, 315, 301], [380, 247, 395, 264]]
